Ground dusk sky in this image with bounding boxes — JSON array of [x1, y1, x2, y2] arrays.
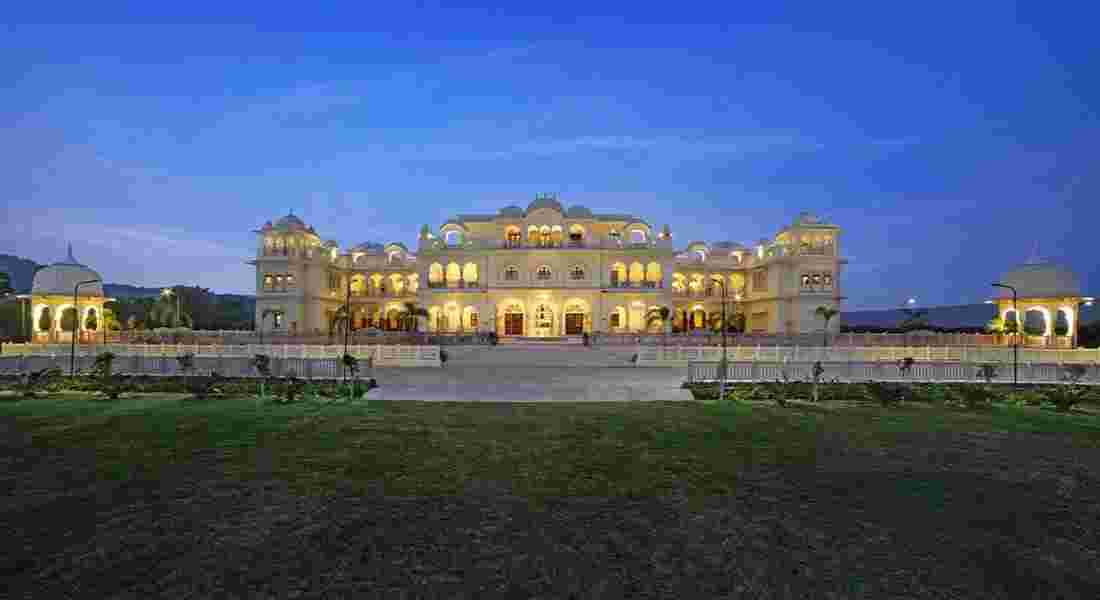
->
[[2, 3, 1095, 309]]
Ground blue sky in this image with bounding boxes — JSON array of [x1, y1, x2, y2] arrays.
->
[[2, 2, 1096, 308]]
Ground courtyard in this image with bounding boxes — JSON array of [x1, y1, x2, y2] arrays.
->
[[2, 391, 1099, 598]]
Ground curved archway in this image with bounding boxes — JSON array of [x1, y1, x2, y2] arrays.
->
[[463, 262, 478, 285], [499, 300, 526, 336], [645, 262, 662, 287], [446, 262, 461, 285], [628, 262, 644, 284], [563, 298, 588, 335], [428, 263, 444, 287], [1055, 308, 1072, 337], [505, 226, 522, 246], [610, 262, 627, 286], [1023, 307, 1050, 337]]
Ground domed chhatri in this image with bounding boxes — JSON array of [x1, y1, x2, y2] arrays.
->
[[995, 260, 1081, 299], [32, 244, 104, 297], [991, 258, 1092, 347], [24, 244, 111, 343]]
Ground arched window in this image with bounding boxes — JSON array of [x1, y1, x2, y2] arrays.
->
[[570, 265, 585, 280], [429, 263, 444, 287], [645, 262, 661, 287], [388, 251, 402, 264], [568, 224, 585, 244], [609, 262, 626, 286], [444, 230, 462, 247], [263, 274, 274, 291], [504, 265, 520, 281], [463, 262, 478, 286], [695, 250, 706, 261], [629, 229, 647, 243], [536, 265, 552, 280], [505, 226, 521, 247], [446, 262, 461, 284], [608, 230, 621, 243], [628, 262, 644, 283], [539, 225, 552, 247]]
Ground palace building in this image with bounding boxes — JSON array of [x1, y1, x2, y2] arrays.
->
[[249, 195, 844, 337]]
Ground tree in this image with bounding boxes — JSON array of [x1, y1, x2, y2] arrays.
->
[[815, 305, 840, 347], [985, 316, 1005, 335], [0, 272, 12, 296], [403, 302, 428, 332], [899, 305, 929, 331], [60, 307, 77, 332], [38, 306, 52, 334]]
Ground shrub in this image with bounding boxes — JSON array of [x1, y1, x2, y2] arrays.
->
[[440, 349, 448, 365], [88, 352, 133, 400], [976, 364, 999, 384], [1041, 384, 1096, 413], [1005, 389, 1044, 407], [953, 384, 994, 410], [188, 372, 224, 400], [1062, 364, 1088, 384], [341, 353, 359, 378], [911, 383, 953, 404], [18, 367, 62, 399], [864, 381, 909, 407]]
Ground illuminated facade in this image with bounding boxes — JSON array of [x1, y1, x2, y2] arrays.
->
[[20, 244, 111, 343], [249, 197, 844, 337], [991, 260, 1093, 348]]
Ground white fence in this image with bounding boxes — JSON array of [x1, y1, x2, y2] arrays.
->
[[637, 345, 1100, 366], [0, 343, 441, 367], [686, 361, 1100, 385]]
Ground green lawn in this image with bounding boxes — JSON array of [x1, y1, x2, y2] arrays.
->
[[3, 394, 1099, 502]]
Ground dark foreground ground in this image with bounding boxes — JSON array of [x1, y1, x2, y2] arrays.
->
[[3, 416, 1099, 600]]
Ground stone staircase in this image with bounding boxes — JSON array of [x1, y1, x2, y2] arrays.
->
[[443, 344, 639, 367]]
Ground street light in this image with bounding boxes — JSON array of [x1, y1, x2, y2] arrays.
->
[[991, 283, 1018, 388], [71, 279, 101, 377], [161, 287, 182, 328]]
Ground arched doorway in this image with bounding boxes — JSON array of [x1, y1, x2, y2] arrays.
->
[[691, 307, 706, 330], [563, 300, 586, 335], [532, 303, 555, 337], [503, 303, 524, 336], [386, 308, 402, 331]]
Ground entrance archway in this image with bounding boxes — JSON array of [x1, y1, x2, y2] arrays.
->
[[502, 302, 525, 336], [533, 303, 555, 337], [563, 300, 587, 335]]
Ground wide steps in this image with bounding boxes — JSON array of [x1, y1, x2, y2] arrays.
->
[[444, 345, 638, 367]]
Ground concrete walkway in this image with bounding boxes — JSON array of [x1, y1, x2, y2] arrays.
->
[[365, 366, 693, 401]]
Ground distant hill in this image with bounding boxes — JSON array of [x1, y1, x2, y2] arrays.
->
[[0, 254, 41, 293], [102, 283, 169, 299], [0, 253, 254, 305], [843, 303, 1099, 329]]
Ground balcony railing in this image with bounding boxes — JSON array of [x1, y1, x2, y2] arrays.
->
[[427, 280, 482, 289], [798, 244, 835, 256], [607, 281, 663, 289], [348, 289, 415, 298]]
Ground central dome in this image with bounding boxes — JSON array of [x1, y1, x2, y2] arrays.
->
[[996, 261, 1081, 299], [526, 196, 563, 214], [32, 245, 103, 297]]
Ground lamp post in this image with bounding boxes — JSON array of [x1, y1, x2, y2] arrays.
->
[[343, 273, 352, 382], [992, 283, 1018, 388], [71, 279, 101, 377], [715, 279, 728, 400], [161, 287, 181, 328], [1075, 297, 1095, 348]]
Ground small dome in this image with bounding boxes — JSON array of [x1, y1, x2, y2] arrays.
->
[[997, 261, 1081, 299], [274, 212, 307, 230], [526, 196, 563, 214], [32, 245, 103, 297], [565, 205, 592, 218], [498, 205, 524, 217], [351, 241, 385, 253]]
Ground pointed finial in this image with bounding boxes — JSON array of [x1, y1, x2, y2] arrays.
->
[[1025, 240, 1041, 264], [66, 243, 76, 263]]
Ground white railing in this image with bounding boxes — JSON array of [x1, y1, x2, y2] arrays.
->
[[635, 345, 1100, 366], [0, 343, 441, 367], [686, 360, 1100, 385]]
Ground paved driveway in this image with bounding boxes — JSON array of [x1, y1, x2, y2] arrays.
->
[[366, 366, 693, 401]]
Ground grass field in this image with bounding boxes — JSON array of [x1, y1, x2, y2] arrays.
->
[[3, 393, 1099, 501], [5, 393, 1100, 598]]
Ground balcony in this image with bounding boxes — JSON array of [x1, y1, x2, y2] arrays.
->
[[799, 244, 835, 256], [607, 281, 663, 289], [426, 280, 482, 290], [348, 289, 415, 298]]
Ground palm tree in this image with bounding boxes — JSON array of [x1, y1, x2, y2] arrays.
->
[[403, 302, 429, 332], [815, 305, 840, 347]]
